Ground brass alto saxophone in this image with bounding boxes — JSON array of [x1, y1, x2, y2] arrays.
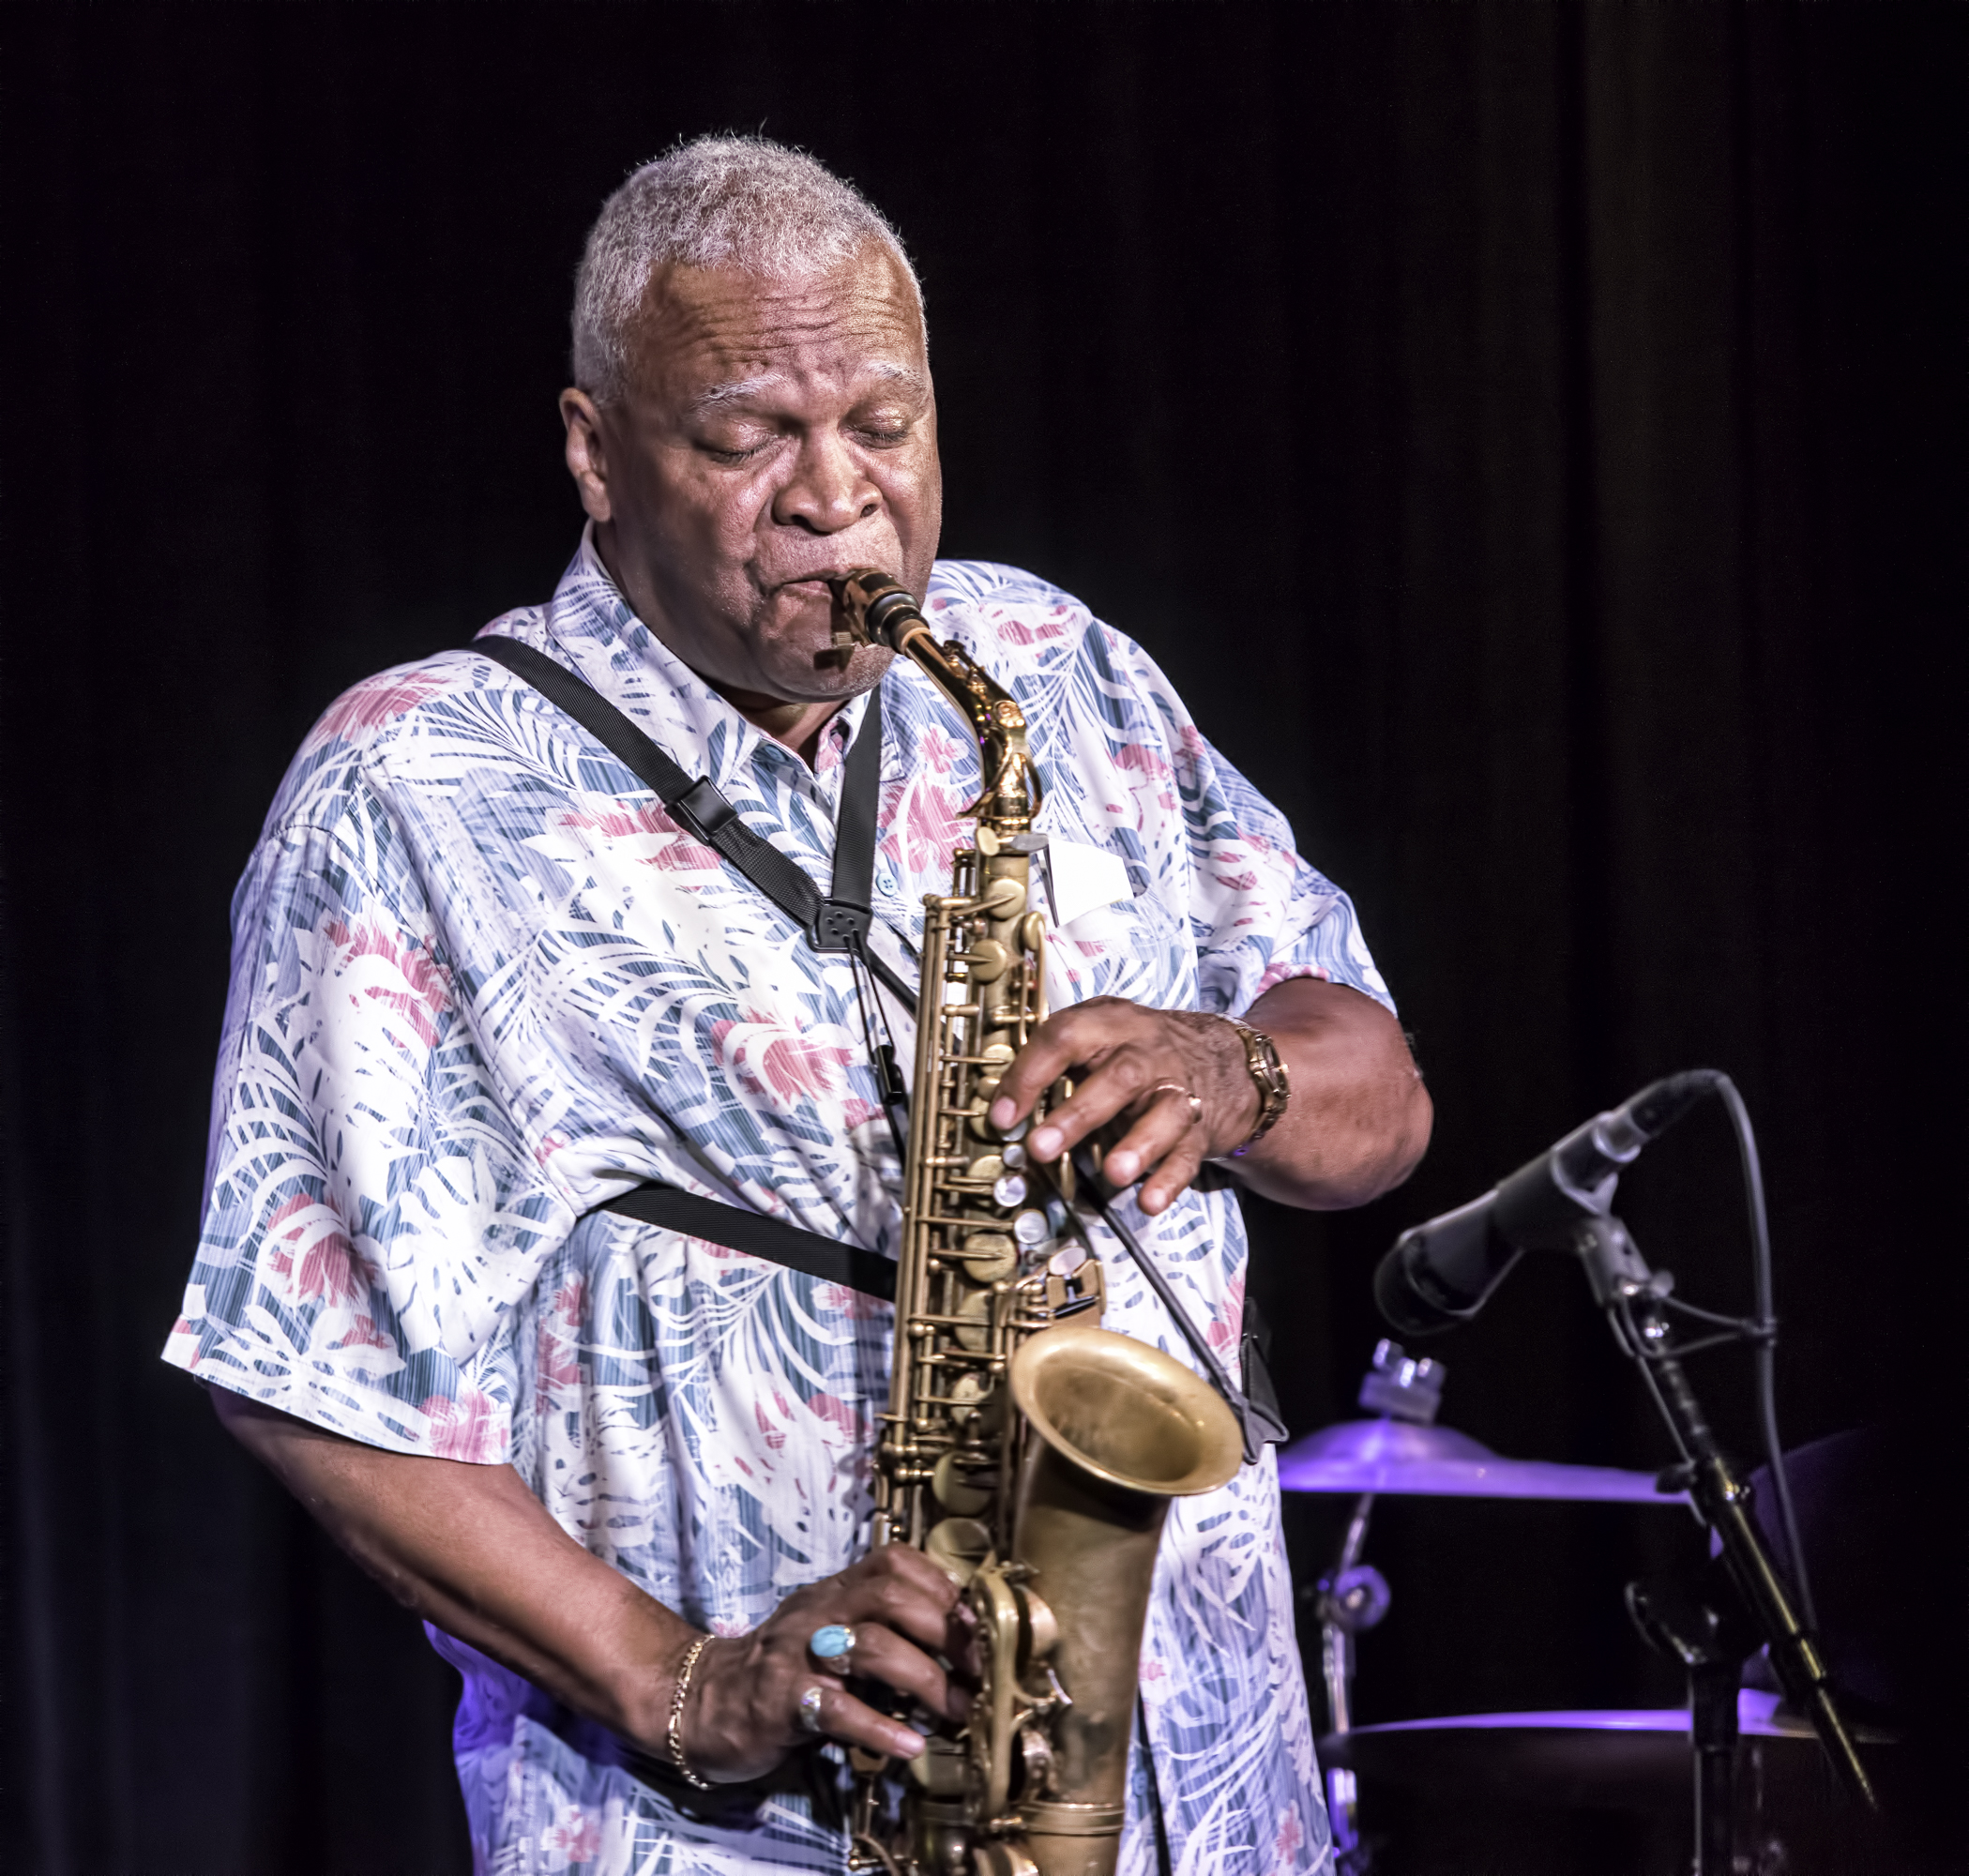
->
[[829, 572, 1243, 1876]]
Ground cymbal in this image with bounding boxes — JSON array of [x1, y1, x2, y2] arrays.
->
[[1320, 1696, 1898, 1875], [1276, 1417, 1683, 1504], [1320, 1690, 1887, 1812]]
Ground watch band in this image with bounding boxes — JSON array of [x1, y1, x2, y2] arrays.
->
[[1219, 1017, 1290, 1157]]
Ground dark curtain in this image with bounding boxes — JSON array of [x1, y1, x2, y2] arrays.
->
[[3, 5, 1960, 1871]]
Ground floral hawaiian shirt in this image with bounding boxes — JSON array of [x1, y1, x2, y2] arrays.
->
[[165, 531, 1391, 1876]]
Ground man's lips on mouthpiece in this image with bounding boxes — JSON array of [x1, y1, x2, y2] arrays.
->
[[773, 574, 845, 602], [775, 567, 893, 594]]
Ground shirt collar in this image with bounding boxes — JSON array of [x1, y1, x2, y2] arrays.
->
[[537, 523, 870, 796]]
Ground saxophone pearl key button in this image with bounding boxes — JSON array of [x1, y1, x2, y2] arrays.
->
[[993, 1172, 1029, 1207], [1013, 1209, 1050, 1247], [1001, 1142, 1027, 1170]]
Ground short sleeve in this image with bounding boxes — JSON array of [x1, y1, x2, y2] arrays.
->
[[1179, 728, 1395, 1019], [162, 777, 570, 1460], [931, 563, 1397, 1026]]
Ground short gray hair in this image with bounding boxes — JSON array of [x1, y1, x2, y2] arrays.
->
[[571, 136, 920, 404]]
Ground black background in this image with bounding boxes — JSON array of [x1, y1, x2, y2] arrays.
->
[[2, 5, 1961, 1871]]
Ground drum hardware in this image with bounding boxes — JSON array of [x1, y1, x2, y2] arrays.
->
[[1289, 1081, 1882, 1870], [1287, 1337, 1678, 1867], [1626, 1564, 1768, 1876], [1278, 1413, 1690, 1503], [1289, 1340, 1433, 1863], [1285, 1309, 1871, 1868], [1278, 1337, 1693, 1505]]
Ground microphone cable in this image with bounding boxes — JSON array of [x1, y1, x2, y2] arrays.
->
[[1716, 1074, 1818, 1635]]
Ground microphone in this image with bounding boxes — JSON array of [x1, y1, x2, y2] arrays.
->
[[1373, 1069, 1721, 1337]]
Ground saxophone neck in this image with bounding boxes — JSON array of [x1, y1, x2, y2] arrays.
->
[[829, 569, 1044, 835]]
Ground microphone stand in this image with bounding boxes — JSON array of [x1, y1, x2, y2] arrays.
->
[[1572, 1216, 1875, 1874]]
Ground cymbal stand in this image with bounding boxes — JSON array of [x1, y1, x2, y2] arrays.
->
[[1572, 1215, 1875, 1875], [1315, 1490, 1390, 1862], [1310, 1341, 1426, 1866], [1626, 1564, 1763, 1876]]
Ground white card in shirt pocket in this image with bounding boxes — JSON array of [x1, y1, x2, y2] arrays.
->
[[1045, 838, 1133, 932]]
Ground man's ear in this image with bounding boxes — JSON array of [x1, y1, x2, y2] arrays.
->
[[560, 388, 613, 524]]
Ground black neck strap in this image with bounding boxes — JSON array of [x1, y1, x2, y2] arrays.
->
[[477, 636, 915, 1006]]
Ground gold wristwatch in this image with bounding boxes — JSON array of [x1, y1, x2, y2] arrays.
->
[[1219, 1016, 1290, 1157]]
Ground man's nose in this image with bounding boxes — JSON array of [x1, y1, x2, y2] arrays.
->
[[773, 431, 880, 535]]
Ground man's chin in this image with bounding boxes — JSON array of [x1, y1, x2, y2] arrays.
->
[[720, 638, 891, 711], [796, 640, 894, 701], [755, 595, 894, 696]]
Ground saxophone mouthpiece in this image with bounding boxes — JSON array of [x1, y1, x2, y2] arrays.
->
[[828, 568, 925, 654]]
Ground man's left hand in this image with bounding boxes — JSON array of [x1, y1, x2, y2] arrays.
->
[[987, 977, 1431, 1215]]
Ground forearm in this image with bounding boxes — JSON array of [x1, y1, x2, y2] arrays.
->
[[1233, 976, 1431, 1209], [210, 1387, 686, 1747]]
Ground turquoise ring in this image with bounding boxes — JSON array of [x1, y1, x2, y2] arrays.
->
[[809, 1623, 856, 1665]]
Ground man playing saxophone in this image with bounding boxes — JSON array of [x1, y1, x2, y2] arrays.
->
[[164, 139, 1431, 1875]]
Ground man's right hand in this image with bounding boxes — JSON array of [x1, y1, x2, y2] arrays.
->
[[211, 1389, 971, 1786], [679, 1544, 975, 1781]]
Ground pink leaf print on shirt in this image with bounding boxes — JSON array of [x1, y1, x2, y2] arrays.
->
[[1272, 1801, 1306, 1869], [331, 1313, 396, 1354], [817, 1282, 889, 1322], [423, 1386, 503, 1463], [1207, 1268, 1245, 1354], [1254, 962, 1328, 998], [311, 672, 450, 748], [709, 1010, 856, 1105], [917, 725, 966, 776], [897, 777, 967, 877], [994, 609, 1070, 646], [1113, 741, 1172, 783], [261, 1193, 368, 1309], [542, 1806, 603, 1868], [553, 799, 721, 871], [806, 1392, 861, 1441], [325, 918, 453, 1050]]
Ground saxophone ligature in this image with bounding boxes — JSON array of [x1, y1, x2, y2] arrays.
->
[[828, 572, 1243, 1876]]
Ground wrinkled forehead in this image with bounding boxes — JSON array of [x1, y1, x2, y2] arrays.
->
[[625, 244, 930, 412]]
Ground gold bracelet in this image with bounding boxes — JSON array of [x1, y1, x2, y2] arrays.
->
[[1218, 1017, 1290, 1157], [667, 1633, 713, 1790]]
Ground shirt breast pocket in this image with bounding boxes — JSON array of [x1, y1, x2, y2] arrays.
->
[[1045, 866, 1188, 1008]]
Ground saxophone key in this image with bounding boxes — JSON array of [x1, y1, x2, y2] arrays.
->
[[961, 939, 1010, 982], [944, 1371, 992, 1426], [1011, 1210, 1051, 1248], [977, 875, 1027, 918], [924, 1515, 992, 1586], [951, 1232, 1017, 1282], [931, 1451, 994, 1516], [952, 1288, 993, 1352]]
